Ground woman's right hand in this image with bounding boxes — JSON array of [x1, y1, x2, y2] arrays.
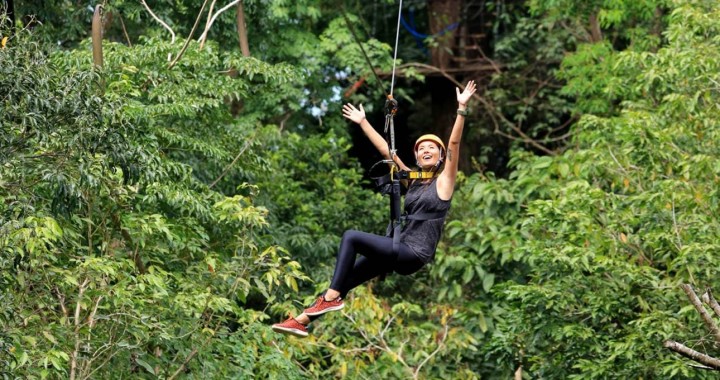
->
[[342, 103, 366, 124]]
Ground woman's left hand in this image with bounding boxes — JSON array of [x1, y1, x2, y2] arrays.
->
[[456, 80, 477, 106]]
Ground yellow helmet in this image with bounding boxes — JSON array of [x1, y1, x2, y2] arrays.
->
[[414, 134, 446, 153]]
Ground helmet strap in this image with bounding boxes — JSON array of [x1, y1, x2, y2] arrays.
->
[[415, 151, 445, 171]]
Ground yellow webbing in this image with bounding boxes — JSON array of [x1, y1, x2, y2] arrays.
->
[[405, 171, 438, 179]]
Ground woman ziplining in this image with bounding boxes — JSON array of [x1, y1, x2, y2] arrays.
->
[[272, 79, 477, 337]]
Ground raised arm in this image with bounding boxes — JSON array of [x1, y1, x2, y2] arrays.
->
[[342, 103, 410, 171], [437, 80, 477, 200]]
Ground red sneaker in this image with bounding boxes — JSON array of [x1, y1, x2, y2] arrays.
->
[[272, 317, 309, 337], [304, 295, 344, 316]]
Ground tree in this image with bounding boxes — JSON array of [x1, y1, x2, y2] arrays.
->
[[463, 1, 720, 377]]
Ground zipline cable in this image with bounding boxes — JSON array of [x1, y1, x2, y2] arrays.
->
[[389, 0, 403, 97]]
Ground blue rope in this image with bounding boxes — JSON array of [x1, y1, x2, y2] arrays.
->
[[401, 9, 459, 40], [401, 9, 458, 56]]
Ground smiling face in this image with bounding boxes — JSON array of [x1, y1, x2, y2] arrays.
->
[[415, 141, 443, 169]]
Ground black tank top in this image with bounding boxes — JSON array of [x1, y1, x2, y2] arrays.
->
[[399, 178, 451, 263]]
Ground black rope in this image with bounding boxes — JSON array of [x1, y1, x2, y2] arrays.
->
[[340, 4, 388, 98]]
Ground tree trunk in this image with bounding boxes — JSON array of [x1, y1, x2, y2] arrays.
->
[[427, 0, 462, 69], [588, 11, 602, 43], [236, 0, 250, 57], [91, 5, 103, 68]]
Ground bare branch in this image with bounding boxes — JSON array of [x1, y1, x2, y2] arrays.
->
[[197, 0, 243, 44], [168, 348, 198, 380], [81, 341, 132, 380], [141, 0, 176, 44], [690, 364, 717, 370], [702, 289, 720, 318], [379, 315, 396, 340], [607, 147, 630, 175], [414, 322, 449, 378], [201, 0, 218, 49], [680, 284, 720, 344], [54, 286, 68, 320], [70, 278, 90, 380], [168, 0, 211, 69], [664, 340, 720, 370], [342, 311, 409, 371], [208, 133, 255, 188], [118, 14, 132, 47], [88, 296, 103, 329]]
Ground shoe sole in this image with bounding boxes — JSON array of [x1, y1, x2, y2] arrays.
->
[[272, 325, 309, 338], [304, 303, 345, 317]]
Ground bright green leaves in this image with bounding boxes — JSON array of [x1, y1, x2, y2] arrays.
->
[[285, 286, 479, 379], [213, 193, 269, 228], [5, 216, 63, 257], [558, 42, 618, 115], [528, 0, 666, 41], [0, 19, 324, 378]]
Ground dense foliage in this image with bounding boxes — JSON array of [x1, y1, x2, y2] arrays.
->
[[0, 22, 382, 379], [3, 0, 720, 378]]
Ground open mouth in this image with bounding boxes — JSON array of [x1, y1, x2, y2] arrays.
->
[[423, 154, 432, 160]]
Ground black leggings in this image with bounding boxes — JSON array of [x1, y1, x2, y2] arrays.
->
[[329, 229, 425, 298]]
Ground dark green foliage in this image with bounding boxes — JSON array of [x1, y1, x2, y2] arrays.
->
[[0, 27, 317, 379], [452, 2, 720, 377], [6, 0, 720, 378]]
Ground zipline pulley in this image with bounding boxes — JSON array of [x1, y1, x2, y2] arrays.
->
[[384, 96, 399, 161]]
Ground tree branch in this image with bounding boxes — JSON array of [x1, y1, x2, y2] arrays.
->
[[702, 289, 720, 319], [70, 278, 90, 380], [197, 0, 243, 44], [208, 133, 255, 188], [380, 61, 499, 77], [88, 296, 103, 329], [54, 286, 69, 320], [671, 196, 684, 252], [168, 0, 211, 69], [141, 0, 176, 44], [413, 322, 449, 378], [118, 13, 132, 47], [664, 340, 720, 370], [515, 365, 523, 380], [168, 348, 198, 380], [393, 63, 557, 155], [200, 0, 218, 49], [680, 284, 720, 344], [110, 213, 146, 274]]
